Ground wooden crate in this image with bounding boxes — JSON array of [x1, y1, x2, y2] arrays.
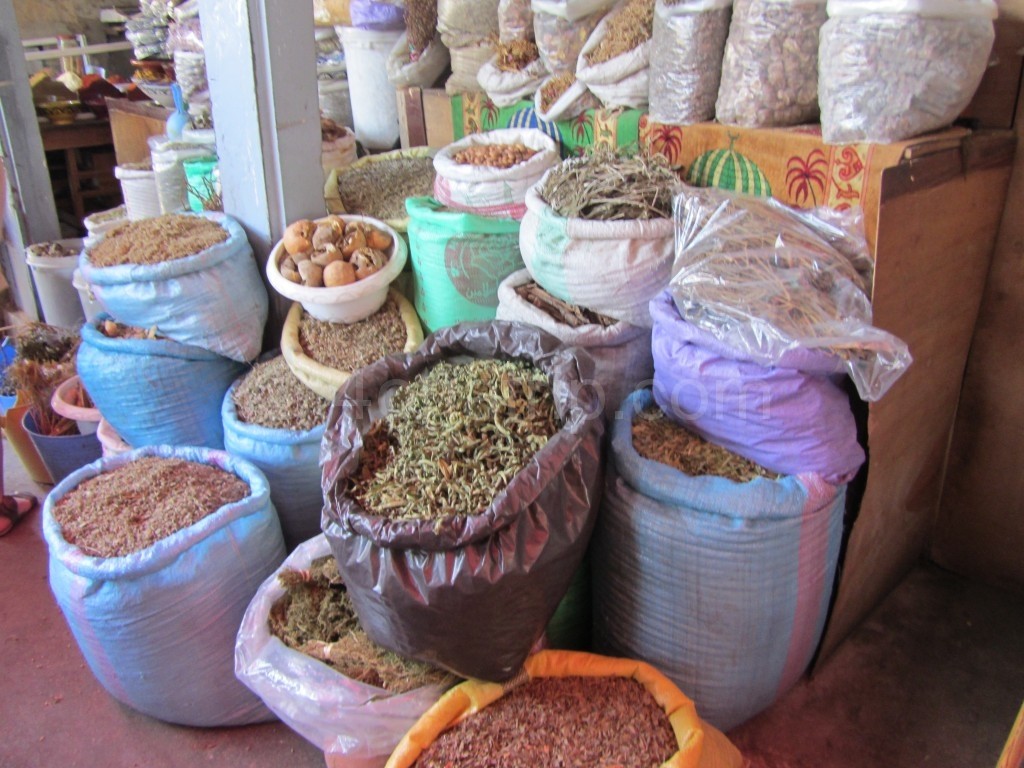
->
[[398, 89, 1017, 665]]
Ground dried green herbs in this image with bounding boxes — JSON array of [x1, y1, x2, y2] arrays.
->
[[336, 157, 436, 221], [539, 152, 678, 221], [232, 356, 329, 432], [633, 406, 780, 482], [350, 359, 559, 522], [298, 300, 409, 372], [270, 555, 455, 692]]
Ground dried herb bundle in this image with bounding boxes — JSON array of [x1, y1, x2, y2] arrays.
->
[[298, 300, 408, 372], [350, 360, 559, 522], [540, 72, 575, 111], [540, 151, 678, 221], [7, 323, 81, 436], [495, 38, 539, 72], [413, 676, 677, 768], [633, 406, 780, 482], [270, 556, 456, 692], [232, 356, 329, 432], [337, 157, 436, 221], [87, 214, 228, 267], [515, 281, 616, 328], [585, 0, 655, 65], [53, 457, 250, 558]]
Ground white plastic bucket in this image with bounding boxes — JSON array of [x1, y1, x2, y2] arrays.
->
[[25, 238, 86, 327], [96, 418, 132, 457], [72, 268, 103, 322], [337, 26, 403, 149], [114, 165, 162, 220], [83, 205, 127, 240], [317, 77, 354, 128]]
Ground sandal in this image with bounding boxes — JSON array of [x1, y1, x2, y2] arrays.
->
[[0, 493, 38, 536]]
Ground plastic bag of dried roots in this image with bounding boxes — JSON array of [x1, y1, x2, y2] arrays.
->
[[531, 0, 615, 73], [499, 0, 535, 41], [715, 0, 826, 127], [648, 0, 732, 125], [818, 0, 995, 144]]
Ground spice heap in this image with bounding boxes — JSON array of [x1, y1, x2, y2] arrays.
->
[[412, 676, 677, 768], [27, 241, 76, 259], [337, 157, 436, 221], [270, 555, 456, 692], [99, 319, 162, 340], [515, 281, 616, 328], [53, 457, 250, 558], [585, 0, 655, 65], [540, 72, 575, 111], [233, 356, 329, 431], [495, 38, 540, 72], [87, 214, 228, 268], [540, 152, 678, 220], [633, 407, 780, 482], [299, 300, 408, 372], [279, 217, 393, 288], [350, 359, 559, 522], [452, 143, 539, 168]]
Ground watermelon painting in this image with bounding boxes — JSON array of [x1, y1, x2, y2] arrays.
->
[[688, 136, 772, 197]]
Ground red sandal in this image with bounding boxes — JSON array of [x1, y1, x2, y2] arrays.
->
[[0, 493, 38, 536]]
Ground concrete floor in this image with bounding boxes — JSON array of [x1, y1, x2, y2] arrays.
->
[[2, 440, 1022, 768]]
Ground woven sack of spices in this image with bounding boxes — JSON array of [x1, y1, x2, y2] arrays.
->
[[386, 649, 743, 767], [43, 446, 286, 727], [477, 52, 549, 108], [438, 0, 499, 49], [406, 197, 524, 332], [533, 71, 600, 120], [531, 0, 615, 73], [715, 0, 827, 127], [221, 364, 327, 552], [77, 315, 246, 450], [80, 212, 269, 363], [281, 291, 424, 401], [649, 293, 865, 484], [387, 32, 451, 89], [574, 0, 655, 110], [321, 322, 605, 682], [818, 0, 995, 144], [433, 129, 560, 219], [497, 269, 654, 419], [236, 535, 451, 767], [445, 40, 496, 94], [648, 0, 732, 125], [519, 174, 675, 327], [592, 389, 845, 730]]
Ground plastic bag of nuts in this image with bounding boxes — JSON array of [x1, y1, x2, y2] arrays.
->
[[648, 0, 732, 125], [278, 217, 394, 288], [715, 0, 826, 128], [818, 0, 995, 144]]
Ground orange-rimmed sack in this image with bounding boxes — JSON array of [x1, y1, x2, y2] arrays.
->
[[386, 650, 743, 768]]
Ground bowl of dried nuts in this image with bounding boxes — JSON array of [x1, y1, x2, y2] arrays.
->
[[267, 214, 406, 323]]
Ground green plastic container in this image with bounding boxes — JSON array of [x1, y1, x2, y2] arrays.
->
[[182, 156, 219, 213], [405, 197, 524, 333]]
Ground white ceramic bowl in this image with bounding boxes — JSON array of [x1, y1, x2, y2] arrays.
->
[[266, 214, 406, 323]]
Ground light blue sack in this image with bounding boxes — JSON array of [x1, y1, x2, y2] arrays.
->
[[77, 315, 245, 450], [592, 389, 844, 731], [222, 375, 326, 552], [43, 445, 286, 727], [80, 212, 268, 362]]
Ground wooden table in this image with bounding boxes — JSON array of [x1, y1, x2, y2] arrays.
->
[[39, 116, 119, 224]]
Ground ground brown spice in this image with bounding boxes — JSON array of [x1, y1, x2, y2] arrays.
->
[[232, 356, 330, 431], [87, 214, 228, 268], [412, 676, 677, 768], [633, 406, 780, 482], [53, 457, 250, 558], [514, 281, 616, 328], [298, 300, 409, 372], [270, 556, 456, 693]]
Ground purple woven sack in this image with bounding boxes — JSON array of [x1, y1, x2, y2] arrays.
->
[[650, 292, 865, 484]]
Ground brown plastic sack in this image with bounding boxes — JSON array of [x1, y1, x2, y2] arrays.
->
[[321, 321, 605, 682], [386, 649, 744, 768]]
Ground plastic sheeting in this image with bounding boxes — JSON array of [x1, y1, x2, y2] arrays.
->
[[77, 315, 245, 450], [80, 212, 269, 363], [235, 535, 449, 767], [650, 293, 864, 484], [592, 389, 845, 731], [222, 373, 326, 552], [321, 321, 605, 681], [497, 269, 654, 419], [44, 445, 285, 727]]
